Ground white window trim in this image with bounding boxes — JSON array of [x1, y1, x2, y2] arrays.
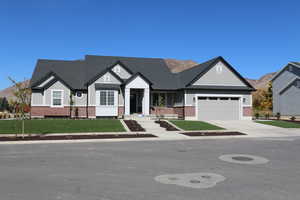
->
[[99, 90, 115, 107], [50, 89, 64, 108]]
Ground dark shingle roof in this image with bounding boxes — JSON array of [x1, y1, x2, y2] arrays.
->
[[30, 55, 254, 91]]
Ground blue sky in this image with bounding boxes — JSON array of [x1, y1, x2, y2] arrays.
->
[[0, 0, 299, 89]]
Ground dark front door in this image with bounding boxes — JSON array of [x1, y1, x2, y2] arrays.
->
[[130, 93, 137, 114]]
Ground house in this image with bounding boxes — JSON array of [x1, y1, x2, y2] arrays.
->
[[30, 55, 254, 120], [271, 62, 300, 116]]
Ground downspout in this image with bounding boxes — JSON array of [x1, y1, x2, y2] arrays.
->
[[86, 85, 89, 119], [183, 89, 185, 120]]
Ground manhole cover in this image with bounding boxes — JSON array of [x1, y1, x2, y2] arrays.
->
[[219, 154, 269, 165], [155, 173, 226, 189], [190, 179, 201, 184], [232, 156, 254, 161]]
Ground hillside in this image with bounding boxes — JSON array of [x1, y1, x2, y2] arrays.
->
[[245, 72, 276, 89], [0, 80, 30, 100]]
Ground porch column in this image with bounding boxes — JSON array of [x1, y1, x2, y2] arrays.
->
[[125, 88, 130, 115], [143, 88, 150, 115]]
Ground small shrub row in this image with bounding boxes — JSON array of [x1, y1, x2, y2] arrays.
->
[[0, 113, 11, 119]]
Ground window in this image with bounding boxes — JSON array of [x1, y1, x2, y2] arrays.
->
[[76, 91, 82, 98], [208, 97, 218, 100], [152, 93, 166, 107], [198, 97, 207, 100], [243, 98, 246, 103], [52, 90, 63, 107], [231, 97, 239, 101], [220, 97, 229, 100], [99, 90, 115, 106]]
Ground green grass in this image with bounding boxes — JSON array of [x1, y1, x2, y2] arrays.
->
[[169, 120, 224, 131], [256, 120, 300, 128], [0, 119, 126, 134]]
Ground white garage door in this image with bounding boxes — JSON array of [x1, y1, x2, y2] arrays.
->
[[197, 96, 240, 120]]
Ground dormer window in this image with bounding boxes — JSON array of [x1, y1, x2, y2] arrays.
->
[[289, 65, 293, 72]]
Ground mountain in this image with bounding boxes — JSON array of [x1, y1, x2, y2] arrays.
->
[[0, 80, 30, 100], [164, 59, 199, 73], [245, 72, 276, 89]]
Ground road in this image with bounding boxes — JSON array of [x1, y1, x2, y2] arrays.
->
[[0, 137, 300, 200]]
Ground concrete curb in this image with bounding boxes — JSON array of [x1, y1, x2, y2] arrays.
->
[[120, 119, 131, 132]]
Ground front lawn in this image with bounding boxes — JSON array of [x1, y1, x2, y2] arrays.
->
[[256, 120, 300, 128], [169, 120, 224, 131], [0, 119, 126, 134]]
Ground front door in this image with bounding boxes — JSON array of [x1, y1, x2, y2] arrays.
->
[[130, 93, 137, 114]]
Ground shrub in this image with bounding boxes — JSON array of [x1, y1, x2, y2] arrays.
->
[[276, 112, 281, 120], [3, 113, 6, 119], [291, 116, 296, 121], [265, 113, 270, 120], [255, 113, 260, 119], [0, 114, 2, 119]]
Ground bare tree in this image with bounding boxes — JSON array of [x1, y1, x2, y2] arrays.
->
[[8, 77, 31, 137]]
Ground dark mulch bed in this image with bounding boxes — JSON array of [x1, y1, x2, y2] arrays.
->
[[0, 134, 156, 141], [282, 120, 300, 124], [155, 120, 179, 131], [180, 131, 246, 137], [123, 120, 145, 132]]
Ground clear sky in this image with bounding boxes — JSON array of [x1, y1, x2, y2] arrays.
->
[[1, 0, 299, 89]]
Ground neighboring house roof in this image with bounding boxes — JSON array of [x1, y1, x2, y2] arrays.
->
[[30, 55, 254, 91], [271, 62, 300, 81], [278, 77, 300, 95]]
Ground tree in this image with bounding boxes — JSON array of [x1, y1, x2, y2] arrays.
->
[[8, 77, 31, 137], [0, 97, 10, 112], [252, 81, 273, 114]]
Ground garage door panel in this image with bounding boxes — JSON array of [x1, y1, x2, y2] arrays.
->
[[197, 97, 240, 120]]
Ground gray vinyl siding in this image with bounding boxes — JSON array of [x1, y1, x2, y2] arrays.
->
[[31, 91, 44, 105], [192, 61, 246, 86], [272, 67, 300, 114], [278, 85, 300, 116], [44, 81, 71, 106], [112, 64, 131, 79], [185, 89, 251, 106]]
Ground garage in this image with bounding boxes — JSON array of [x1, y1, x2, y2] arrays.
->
[[197, 96, 241, 120]]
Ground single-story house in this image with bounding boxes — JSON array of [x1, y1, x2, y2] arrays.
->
[[30, 55, 254, 120], [271, 62, 300, 116]]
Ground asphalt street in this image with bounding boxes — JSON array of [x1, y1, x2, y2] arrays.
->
[[0, 137, 299, 200]]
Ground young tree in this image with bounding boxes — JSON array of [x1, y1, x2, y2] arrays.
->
[[8, 77, 31, 137]]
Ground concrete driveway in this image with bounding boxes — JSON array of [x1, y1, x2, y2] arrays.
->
[[208, 120, 300, 138]]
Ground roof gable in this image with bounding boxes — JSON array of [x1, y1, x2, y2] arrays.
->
[[271, 63, 300, 82], [182, 57, 253, 89], [192, 61, 247, 87]]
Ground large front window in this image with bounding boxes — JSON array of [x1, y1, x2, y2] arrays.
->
[[152, 93, 166, 107], [100, 90, 114, 106], [52, 90, 63, 107]]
